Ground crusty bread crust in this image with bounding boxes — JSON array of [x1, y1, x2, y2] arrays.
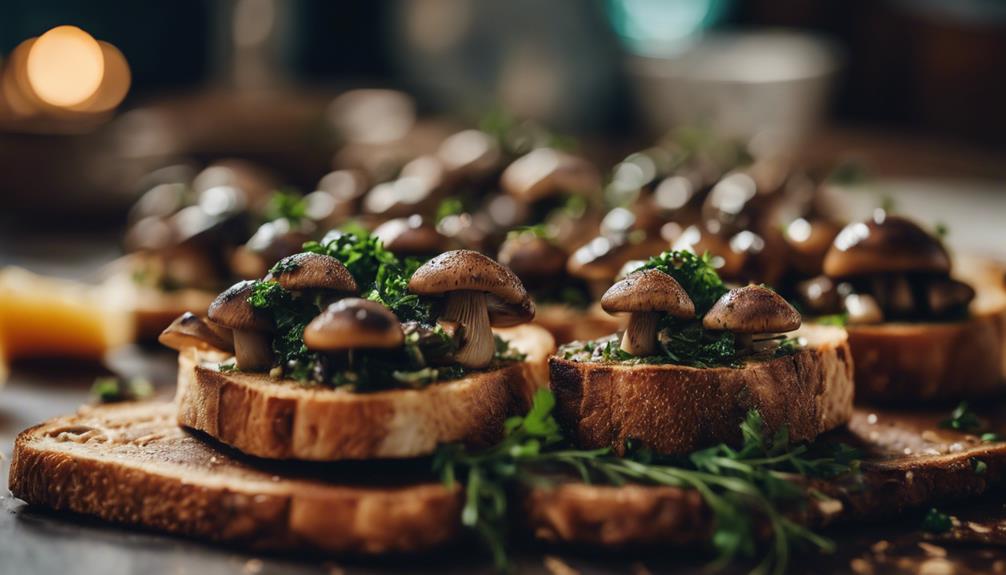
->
[[549, 325, 854, 455], [175, 325, 556, 461], [849, 255, 1006, 402], [8, 402, 461, 554], [526, 407, 1006, 548]]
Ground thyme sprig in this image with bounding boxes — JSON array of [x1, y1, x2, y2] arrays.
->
[[435, 389, 858, 574]]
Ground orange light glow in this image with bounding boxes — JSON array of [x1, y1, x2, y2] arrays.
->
[[26, 26, 105, 107], [71, 41, 131, 113]]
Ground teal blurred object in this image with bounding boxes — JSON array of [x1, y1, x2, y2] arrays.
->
[[606, 0, 733, 56]]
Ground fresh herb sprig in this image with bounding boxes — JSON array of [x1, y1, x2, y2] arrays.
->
[[435, 389, 858, 574]]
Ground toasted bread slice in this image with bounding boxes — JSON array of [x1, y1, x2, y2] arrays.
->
[[849, 254, 1006, 402], [8, 402, 461, 554], [549, 324, 854, 455], [102, 270, 217, 342], [176, 324, 556, 461], [525, 406, 1006, 548]]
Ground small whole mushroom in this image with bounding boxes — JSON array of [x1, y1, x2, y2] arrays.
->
[[601, 269, 695, 356], [207, 280, 274, 371], [303, 298, 404, 366], [408, 250, 534, 368], [703, 285, 802, 354], [266, 252, 357, 306], [158, 312, 234, 353]]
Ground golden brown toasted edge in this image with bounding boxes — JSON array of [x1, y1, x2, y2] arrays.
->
[[848, 254, 1006, 403], [175, 324, 556, 461], [548, 324, 854, 456], [523, 408, 1006, 549], [8, 402, 461, 555]]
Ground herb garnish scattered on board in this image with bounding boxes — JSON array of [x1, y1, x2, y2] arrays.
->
[[435, 388, 859, 574]]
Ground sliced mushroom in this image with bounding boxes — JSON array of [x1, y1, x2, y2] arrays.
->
[[304, 298, 403, 352], [823, 213, 951, 279], [207, 280, 274, 371], [601, 269, 695, 356], [408, 250, 534, 368], [373, 215, 448, 258], [704, 285, 801, 352], [158, 312, 234, 353]]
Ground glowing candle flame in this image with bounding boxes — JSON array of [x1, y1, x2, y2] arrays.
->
[[26, 26, 105, 108]]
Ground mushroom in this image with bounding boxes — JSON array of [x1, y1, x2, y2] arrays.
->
[[843, 293, 884, 325], [568, 235, 665, 300], [408, 250, 533, 368], [703, 285, 802, 352], [158, 312, 234, 353], [501, 148, 601, 204], [207, 280, 274, 371], [926, 278, 975, 317], [784, 217, 842, 276], [304, 298, 404, 356], [266, 252, 357, 305], [373, 215, 449, 258], [437, 129, 501, 181], [497, 232, 567, 291], [230, 219, 313, 280], [601, 269, 695, 356], [823, 213, 950, 279]]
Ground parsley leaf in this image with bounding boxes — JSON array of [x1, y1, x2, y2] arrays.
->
[[641, 250, 728, 315], [940, 402, 983, 433], [921, 508, 953, 533]]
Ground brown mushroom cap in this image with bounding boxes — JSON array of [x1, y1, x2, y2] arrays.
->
[[703, 285, 802, 333], [266, 252, 357, 293], [158, 312, 233, 352], [501, 148, 601, 203], [373, 215, 447, 256], [207, 280, 273, 331], [822, 213, 950, 278], [437, 129, 501, 178], [497, 233, 567, 283], [408, 249, 534, 325], [601, 269, 695, 319], [303, 298, 403, 351]]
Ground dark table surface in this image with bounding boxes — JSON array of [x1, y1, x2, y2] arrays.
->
[[3, 228, 1006, 575]]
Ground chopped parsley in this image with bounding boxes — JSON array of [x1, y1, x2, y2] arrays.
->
[[263, 188, 308, 224], [921, 508, 953, 534], [640, 250, 728, 315], [435, 388, 859, 573], [90, 376, 154, 403], [940, 402, 984, 433]]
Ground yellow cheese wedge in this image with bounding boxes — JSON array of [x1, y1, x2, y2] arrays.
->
[[0, 267, 135, 383]]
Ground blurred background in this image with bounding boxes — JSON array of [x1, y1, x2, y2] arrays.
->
[[0, 0, 1003, 232]]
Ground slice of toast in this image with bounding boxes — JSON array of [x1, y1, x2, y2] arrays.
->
[[849, 254, 1006, 402], [525, 406, 1006, 548], [8, 402, 461, 554], [549, 325, 854, 455], [175, 324, 556, 461]]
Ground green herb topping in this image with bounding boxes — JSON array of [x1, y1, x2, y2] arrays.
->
[[246, 231, 524, 390], [940, 401, 984, 433], [435, 388, 859, 573], [560, 250, 801, 368], [921, 508, 953, 534], [90, 376, 154, 403]]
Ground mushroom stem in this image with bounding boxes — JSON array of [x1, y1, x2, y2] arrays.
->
[[233, 330, 272, 371], [735, 333, 753, 353], [621, 312, 659, 356], [442, 290, 494, 368]]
